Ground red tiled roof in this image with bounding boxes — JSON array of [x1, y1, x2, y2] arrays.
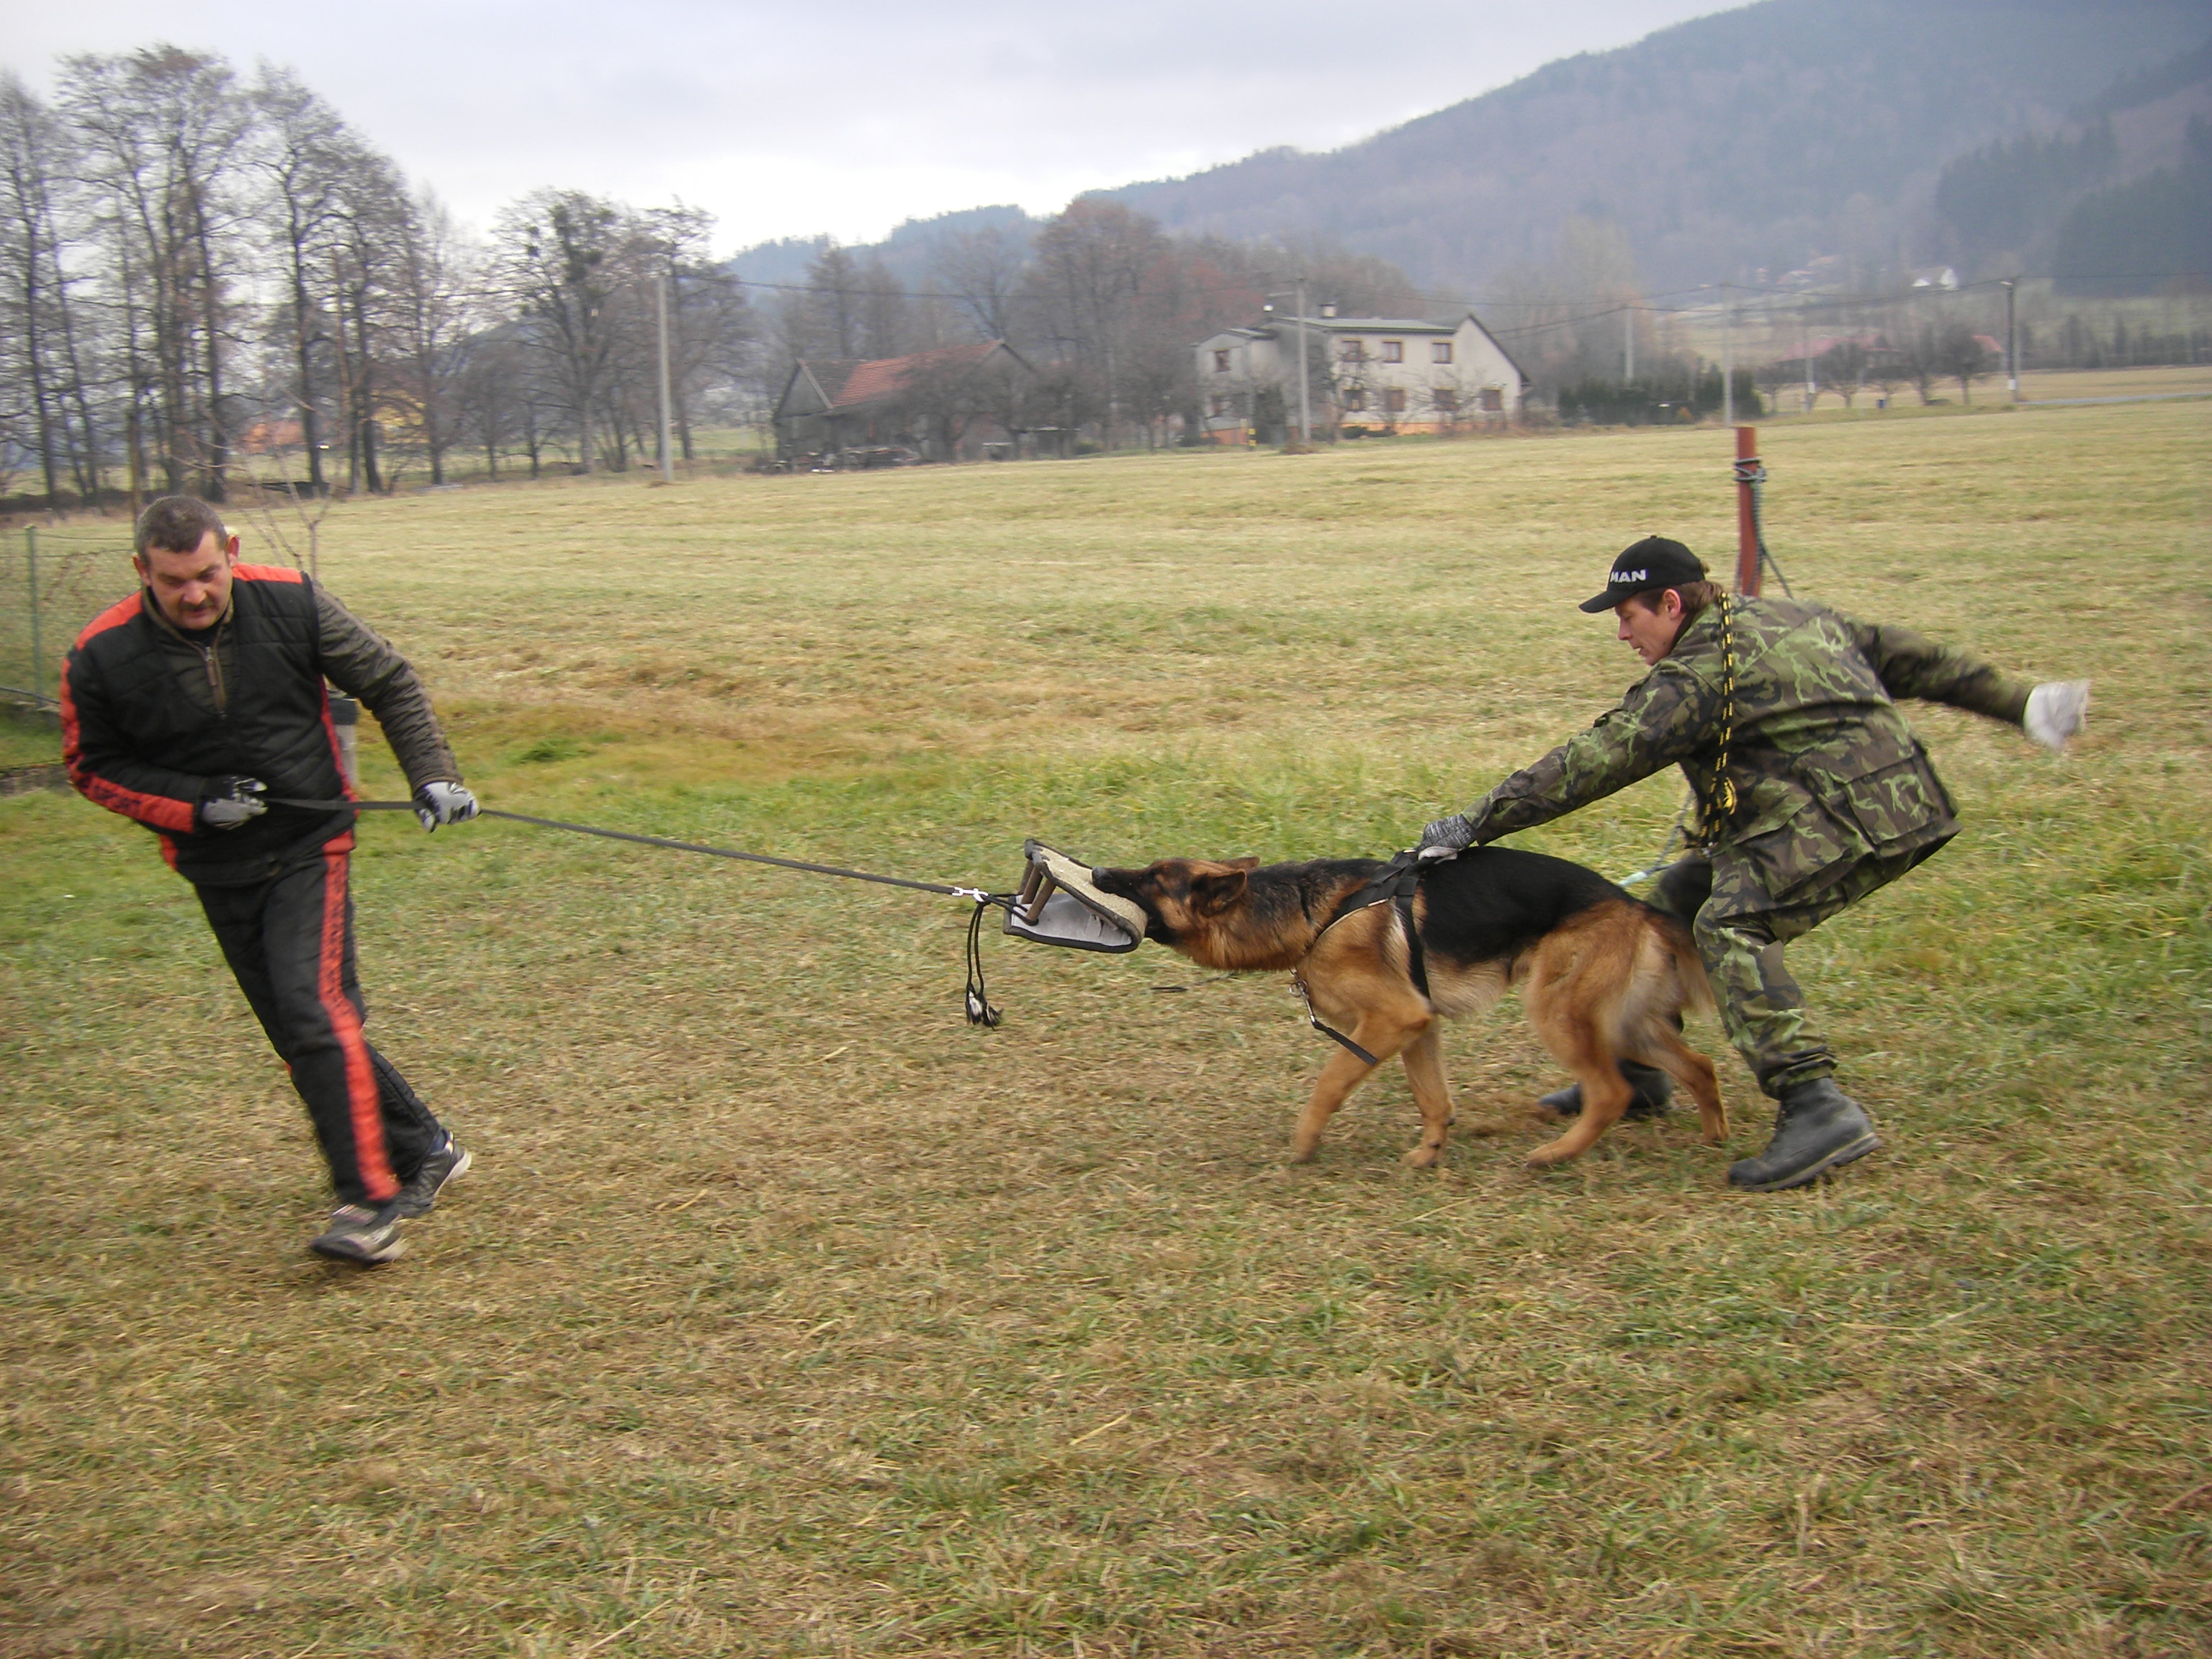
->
[[827, 341, 1004, 411]]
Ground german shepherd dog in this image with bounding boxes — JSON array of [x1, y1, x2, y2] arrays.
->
[[1088, 848, 1725, 1169]]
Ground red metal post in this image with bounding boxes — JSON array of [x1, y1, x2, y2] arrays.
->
[[1733, 424, 1761, 596]]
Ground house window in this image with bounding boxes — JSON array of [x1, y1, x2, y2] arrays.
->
[[1209, 395, 1229, 417], [1213, 349, 1231, 373], [1432, 341, 1454, 364], [1431, 387, 1459, 413], [1343, 387, 1367, 412], [1382, 340, 1403, 363], [1479, 386, 1504, 413], [1382, 388, 1407, 413], [1339, 340, 1366, 362]]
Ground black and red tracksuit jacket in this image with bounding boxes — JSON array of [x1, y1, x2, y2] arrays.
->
[[62, 564, 459, 884]]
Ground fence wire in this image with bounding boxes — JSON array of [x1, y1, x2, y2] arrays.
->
[[0, 526, 139, 707]]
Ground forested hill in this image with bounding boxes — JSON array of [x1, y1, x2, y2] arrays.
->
[[1095, 0, 2206, 294]]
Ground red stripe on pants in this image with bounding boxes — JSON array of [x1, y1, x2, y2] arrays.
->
[[318, 845, 396, 1201]]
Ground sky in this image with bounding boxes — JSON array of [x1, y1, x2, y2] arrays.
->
[[3, 1, 1732, 257]]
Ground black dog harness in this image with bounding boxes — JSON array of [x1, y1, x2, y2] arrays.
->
[[1290, 852, 1430, 1066]]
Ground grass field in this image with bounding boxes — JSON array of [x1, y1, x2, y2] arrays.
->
[[3, 402, 2208, 1657]]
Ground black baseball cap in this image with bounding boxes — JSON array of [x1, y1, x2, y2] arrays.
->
[[1578, 536, 1708, 612]]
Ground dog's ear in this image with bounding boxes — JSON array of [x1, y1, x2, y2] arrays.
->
[[1187, 865, 1251, 916]]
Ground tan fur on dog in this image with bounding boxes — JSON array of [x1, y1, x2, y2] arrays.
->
[[1089, 851, 1724, 1169]]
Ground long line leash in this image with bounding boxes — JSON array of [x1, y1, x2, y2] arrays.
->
[[276, 797, 1014, 1025]]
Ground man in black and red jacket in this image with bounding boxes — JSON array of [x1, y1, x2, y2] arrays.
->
[[63, 495, 477, 1264]]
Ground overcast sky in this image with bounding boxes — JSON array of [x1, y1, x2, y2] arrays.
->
[[4, 1, 1730, 256]]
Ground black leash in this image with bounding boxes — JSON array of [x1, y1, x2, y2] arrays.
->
[[279, 797, 1015, 1026], [1291, 851, 1430, 1066]]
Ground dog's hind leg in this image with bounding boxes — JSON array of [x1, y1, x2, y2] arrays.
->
[[1398, 1024, 1457, 1168], [1628, 1027, 1728, 1146], [1289, 1010, 1429, 1164], [1522, 982, 1634, 1166]]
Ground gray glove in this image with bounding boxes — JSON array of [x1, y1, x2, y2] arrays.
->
[[2024, 680, 2090, 751], [1418, 814, 1476, 857], [414, 781, 479, 832], [197, 775, 268, 830]]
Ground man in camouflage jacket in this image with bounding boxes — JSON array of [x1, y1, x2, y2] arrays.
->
[[1417, 536, 2090, 1192]]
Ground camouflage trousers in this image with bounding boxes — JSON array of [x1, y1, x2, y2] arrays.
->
[[1649, 847, 1929, 1099]]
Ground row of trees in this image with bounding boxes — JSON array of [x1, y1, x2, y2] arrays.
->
[[0, 45, 755, 508], [764, 204, 1430, 451]]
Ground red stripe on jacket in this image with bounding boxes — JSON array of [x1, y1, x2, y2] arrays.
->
[[62, 591, 198, 834]]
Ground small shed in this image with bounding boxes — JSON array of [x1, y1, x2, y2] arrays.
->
[[774, 341, 1038, 463]]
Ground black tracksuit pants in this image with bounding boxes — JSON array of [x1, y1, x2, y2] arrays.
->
[[194, 836, 444, 1208]]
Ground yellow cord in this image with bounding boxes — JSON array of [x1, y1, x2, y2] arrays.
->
[[1695, 593, 1738, 842]]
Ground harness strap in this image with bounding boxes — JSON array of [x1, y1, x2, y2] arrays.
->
[[1290, 976, 1381, 1066], [1292, 852, 1431, 1066], [1392, 862, 1431, 1002]]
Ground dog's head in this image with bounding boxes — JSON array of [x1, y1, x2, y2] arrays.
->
[[1087, 857, 1262, 953]]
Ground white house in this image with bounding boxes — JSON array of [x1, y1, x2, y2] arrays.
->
[[1193, 312, 1529, 441]]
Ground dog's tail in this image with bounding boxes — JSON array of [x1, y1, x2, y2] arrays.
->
[[1599, 907, 1715, 1058], [1653, 912, 1716, 1020]]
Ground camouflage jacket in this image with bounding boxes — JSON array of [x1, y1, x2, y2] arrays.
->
[[1459, 596, 2033, 901]]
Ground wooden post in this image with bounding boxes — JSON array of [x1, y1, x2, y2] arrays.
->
[[26, 528, 44, 702], [1734, 426, 1761, 596]]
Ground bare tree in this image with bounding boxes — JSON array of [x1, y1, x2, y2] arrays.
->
[[384, 190, 479, 485], [801, 242, 864, 359], [1815, 340, 1869, 409], [63, 45, 256, 499], [635, 204, 752, 462], [1022, 200, 1168, 446], [0, 73, 101, 504], [327, 145, 414, 490], [1932, 323, 1993, 405], [249, 66, 352, 493], [495, 189, 624, 473], [932, 222, 1030, 341]]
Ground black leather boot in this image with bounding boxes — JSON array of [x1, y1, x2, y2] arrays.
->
[[1537, 1061, 1674, 1121], [1727, 1077, 1879, 1191]]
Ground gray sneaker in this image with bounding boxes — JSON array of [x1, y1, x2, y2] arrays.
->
[[310, 1202, 405, 1264], [395, 1137, 471, 1219]]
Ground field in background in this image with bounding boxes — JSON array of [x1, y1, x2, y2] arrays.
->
[[2, 403, 2208, 1657], [2018, 364, 2212, 403]]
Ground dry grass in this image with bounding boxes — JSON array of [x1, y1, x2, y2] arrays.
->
[[2017, 365, 2212, 403], [2, 403, 2208, 1657]]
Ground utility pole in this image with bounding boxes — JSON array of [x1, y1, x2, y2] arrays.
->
[[1295, 278, 1313, 446], [1800, 301, 1812, 414], [655, 270, 675, 483], [26, 528, 44, 703], [1721, 286, 1735, 428], [2003, 277, 2019, 403], [1624, 305, 1635, 383]]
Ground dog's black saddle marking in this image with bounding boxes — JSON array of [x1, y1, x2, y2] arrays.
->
[[1295, 852, 1430, 1065]]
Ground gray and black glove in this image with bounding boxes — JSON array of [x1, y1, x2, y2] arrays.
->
[[413, 781, 479, 832], [197, 775, 268, 831], [1417, 814, 1476, 860]]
